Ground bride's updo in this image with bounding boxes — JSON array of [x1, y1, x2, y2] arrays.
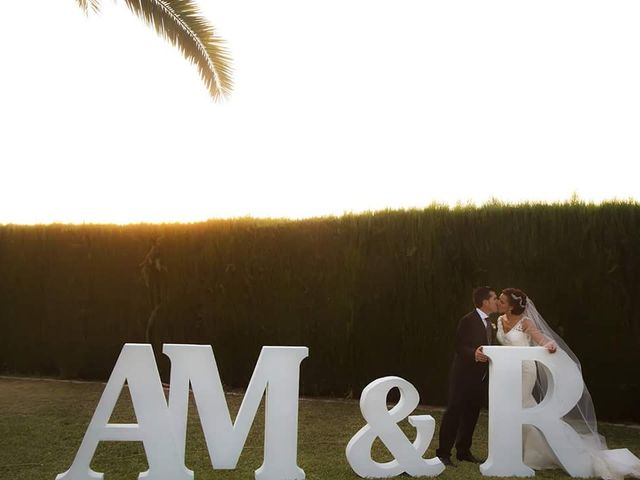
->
[[502, 288, 528, 315]]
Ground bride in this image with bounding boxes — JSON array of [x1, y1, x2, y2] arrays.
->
[[496, 288, 640, 480]]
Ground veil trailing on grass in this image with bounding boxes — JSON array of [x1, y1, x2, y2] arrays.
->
[[525, 299, 640, 480]]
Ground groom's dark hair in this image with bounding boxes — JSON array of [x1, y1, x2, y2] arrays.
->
[[473, 286, 496, 308]]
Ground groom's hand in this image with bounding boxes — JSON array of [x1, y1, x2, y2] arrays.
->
[[475, 346, 489, 362]]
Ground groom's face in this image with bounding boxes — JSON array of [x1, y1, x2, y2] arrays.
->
[[483, 291, 498, 313]]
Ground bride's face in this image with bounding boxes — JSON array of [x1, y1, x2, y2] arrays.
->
[[497, 294, 511, 314]]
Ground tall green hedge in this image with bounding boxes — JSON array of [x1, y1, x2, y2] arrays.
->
[[1, 201, 639, 421]]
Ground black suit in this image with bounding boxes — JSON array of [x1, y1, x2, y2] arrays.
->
[[436, 310, 493, 459]]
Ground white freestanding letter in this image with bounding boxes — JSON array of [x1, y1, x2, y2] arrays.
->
[[480, 346, 593, 477], [56, 344, 191, 480], [163, 345, 308, 480]]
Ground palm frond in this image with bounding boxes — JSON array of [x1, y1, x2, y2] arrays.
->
[[75, 0, 100, 14], [122, 0, 233, 101]]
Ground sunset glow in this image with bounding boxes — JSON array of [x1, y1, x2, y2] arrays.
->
[[2, 1, 639, 224]]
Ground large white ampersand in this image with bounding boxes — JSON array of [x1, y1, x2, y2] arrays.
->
[[346, 376, 445, 478]]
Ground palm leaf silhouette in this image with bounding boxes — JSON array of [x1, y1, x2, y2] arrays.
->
[[76, 0, 233, 100]]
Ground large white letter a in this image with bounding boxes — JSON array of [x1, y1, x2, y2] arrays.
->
[[56, 344, 191, 480]]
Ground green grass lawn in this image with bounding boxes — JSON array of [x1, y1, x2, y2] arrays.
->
[[1, 377, 638, 480]]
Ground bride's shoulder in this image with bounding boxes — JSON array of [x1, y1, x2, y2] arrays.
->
[[520, 316, 535, 330]]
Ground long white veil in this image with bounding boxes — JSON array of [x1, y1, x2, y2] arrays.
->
[[523, 299, 606, 451]]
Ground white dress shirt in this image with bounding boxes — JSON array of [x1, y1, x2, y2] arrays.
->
[[475, 308, 489, 329]]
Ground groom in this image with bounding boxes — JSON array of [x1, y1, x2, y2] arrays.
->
[[436, 286, 498, 466]]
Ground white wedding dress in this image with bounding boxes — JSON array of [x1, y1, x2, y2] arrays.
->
[[497, 314, 640, 479]]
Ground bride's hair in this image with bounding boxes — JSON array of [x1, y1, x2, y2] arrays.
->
[[502, 288, 527, 315]]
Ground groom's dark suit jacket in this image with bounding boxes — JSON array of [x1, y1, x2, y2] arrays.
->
[[437, 309, 495, 458], [450, 310, 494, 390]]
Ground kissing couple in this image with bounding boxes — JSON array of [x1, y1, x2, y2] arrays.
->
[[435, 286, 640, 480]]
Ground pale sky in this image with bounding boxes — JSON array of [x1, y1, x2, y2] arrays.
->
[[1, 0, 639, 224]]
